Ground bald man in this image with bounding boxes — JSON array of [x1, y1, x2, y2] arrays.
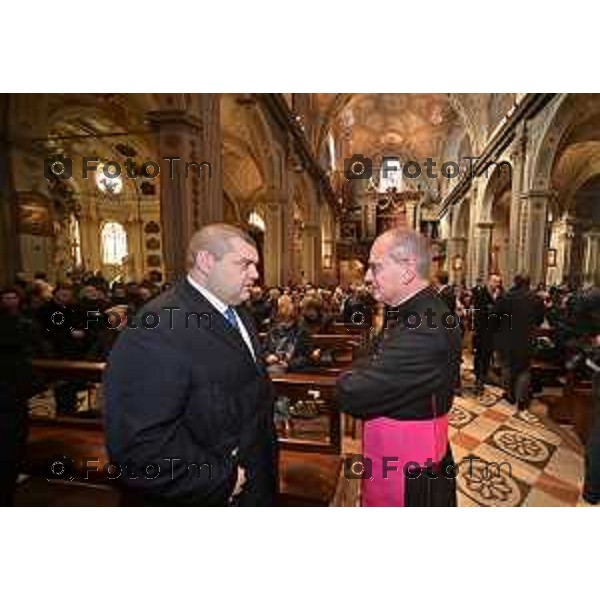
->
[[337, 228, 462, 506], [104, 224, 278, 506]]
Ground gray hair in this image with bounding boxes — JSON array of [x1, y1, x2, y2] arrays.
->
[[186, 223, 256, 268], [382, 227, 431, 279]]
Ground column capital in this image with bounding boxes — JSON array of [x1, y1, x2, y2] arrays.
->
[[476, 221, 495, 230], [146, 109, 203, 132], [520, 188, 558, 201]]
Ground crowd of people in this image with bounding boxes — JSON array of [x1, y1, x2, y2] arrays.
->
[[0, 267, 597, 408]]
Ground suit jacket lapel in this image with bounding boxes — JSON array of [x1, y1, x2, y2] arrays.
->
[[237, 306, 263, 362], [179, 280, 254, 360]]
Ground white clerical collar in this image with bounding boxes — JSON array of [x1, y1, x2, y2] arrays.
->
[[186, 274, 229, 316]]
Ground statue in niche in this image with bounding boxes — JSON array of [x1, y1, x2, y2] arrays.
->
[[48, 178, 80, 280]]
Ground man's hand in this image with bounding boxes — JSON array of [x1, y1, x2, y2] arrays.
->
[[265, 354, 279, 365], [231, 466, 246, 498]]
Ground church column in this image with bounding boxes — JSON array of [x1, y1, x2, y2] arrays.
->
[[555, 215, 576, 285], [301, 223, 319, 284], [197, 94, 223, 224], [0, 94, 19, 285], [520, 189, 552, 285], [447, 236, 468, 284], [473, 222, 494, 284], [147, 95, 222, 282], [582, 229, 600, 286], [508, 122, 527, 281], [147, 110, 202, 282], [405, 198, 418, 230], [263, 197, 285, 287]]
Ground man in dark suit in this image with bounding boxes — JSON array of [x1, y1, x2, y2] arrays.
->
[[472, 273, 502, 394], [435, 271, 457, 313], [337, 228, 462, 506], [103, 224, 278, 506], [492, 274, 544, 411]]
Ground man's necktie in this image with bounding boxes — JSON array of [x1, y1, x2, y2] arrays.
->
[[224, 306, 240, 331]]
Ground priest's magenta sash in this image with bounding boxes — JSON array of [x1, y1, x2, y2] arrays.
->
[[361, 414, 449, 507]]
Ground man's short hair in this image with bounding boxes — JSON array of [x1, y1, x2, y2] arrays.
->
[[383, 227, 431, 279], [186, 223, 257, 268], [513, 273, 531, 289]]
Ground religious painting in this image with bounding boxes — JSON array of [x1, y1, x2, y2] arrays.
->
[[17, 195, 53, 236]]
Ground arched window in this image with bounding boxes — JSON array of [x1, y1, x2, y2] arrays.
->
[[101, 221, 128, 265], [248, 210, 266, 232]]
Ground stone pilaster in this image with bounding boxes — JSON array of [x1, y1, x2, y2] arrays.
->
[[0, 95, 19, 285], [520, 189, 552, 285], [302, 223, 320, 284], [583, 230, 600, 286], [508, 122, 527, 280], [473, 222, 494, 285], [263, 198, 285, 287], [197, 94, 223, 225], [554, 215, 576, 285], [447, 236, 468, 284], [146, 95, 222, 281]]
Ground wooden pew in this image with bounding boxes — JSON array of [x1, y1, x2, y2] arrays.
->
[[29, 360, 344, 505]]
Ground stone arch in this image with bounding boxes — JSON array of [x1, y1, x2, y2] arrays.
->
[[531, 94, 600, 191], [479, 160, 513, 223]]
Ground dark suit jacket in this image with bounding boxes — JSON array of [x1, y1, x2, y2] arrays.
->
[[337, 287, 462, 420], [438, 285, 457, 314], [492, 286, 544, 370], [103, 279, 278, 506]]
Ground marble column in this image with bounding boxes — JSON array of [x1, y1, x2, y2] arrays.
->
[[520, 189, 552, 285], [0, 95, 19, 285], [583, 230, 600, 286], [263, 199, 285, 287], [473, 222, 494, 285], [302, 223, 320, 284], [508, 122, 527, 281], [147, 95, 222, 282]]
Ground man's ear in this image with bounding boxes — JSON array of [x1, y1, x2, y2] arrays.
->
[[195, 250, 215, 277]]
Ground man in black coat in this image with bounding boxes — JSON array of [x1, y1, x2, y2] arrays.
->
[[336, 228, 462, 506], [472, 274, 502, 393], [435, 271, 457, 313], [0, 289, 38, 505], [103, 224, 278, 506], [492, 274, 544, 410]]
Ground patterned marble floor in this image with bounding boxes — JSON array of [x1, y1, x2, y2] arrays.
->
[[339, 364, 597, 507]]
